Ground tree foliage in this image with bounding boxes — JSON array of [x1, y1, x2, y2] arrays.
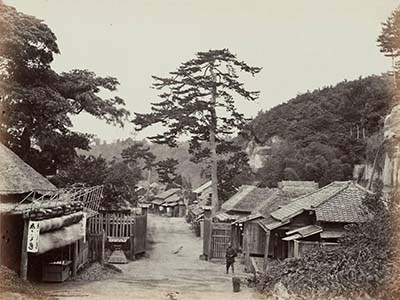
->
[[133, 49, 261, 148], [251, 75, 392, 187], [121, 141, 156, 170], [155, 158, 181, 189], [133, 49, 261, 211], [0, 4, 130, 174], [50, 154, 142, 209]]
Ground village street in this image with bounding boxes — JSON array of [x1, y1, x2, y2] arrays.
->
[[39, 215, 263, 300]]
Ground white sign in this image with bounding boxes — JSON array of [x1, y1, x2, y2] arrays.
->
[[27, 221, 40, 253], [80, 212, 87, 242]]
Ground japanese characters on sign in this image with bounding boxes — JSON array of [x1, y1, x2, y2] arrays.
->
[[27, 221, 40, 253]]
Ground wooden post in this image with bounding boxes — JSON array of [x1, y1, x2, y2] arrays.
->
[[203, 207, 212, 260], [263, 231, 270, 271], [144, 213, 148, 251], [130, 222, 135, 260], [100, 230, 106, 264], [130, 236, 135, 260], [294, 240, 299, 258], [244, 224, 250, 270], [20, 218, 29, 280], [208, 221, 213, 261], [71, 241, 79, 278]]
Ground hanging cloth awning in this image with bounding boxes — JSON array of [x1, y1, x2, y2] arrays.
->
[[37, 222, 84, 254]]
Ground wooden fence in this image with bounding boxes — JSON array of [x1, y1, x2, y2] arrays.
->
[[88, 213, 136, 238], [204, 221, 231, 260], [87, 212, 147, 259]]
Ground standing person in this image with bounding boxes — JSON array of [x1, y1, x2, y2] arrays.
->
[[225, 243, 237, 274]]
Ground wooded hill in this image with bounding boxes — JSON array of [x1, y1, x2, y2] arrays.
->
[[80, 138, 206, 188], [248, 75, 393, 187]]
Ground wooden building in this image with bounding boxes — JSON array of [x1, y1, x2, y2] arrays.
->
[[162, 193, 185, 217], [240, 181, 370, 271], [219, 185, 277, 250], [192, 181, 212, 204], [0, 143, 103, 281], [236, 181, 319, 263], [151, 188, 185, 217], [150, 188, 180, 214]]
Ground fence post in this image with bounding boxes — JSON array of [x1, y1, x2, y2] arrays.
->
[[100, 230, 106, 264], [130, 220, 135, 260], [71, 241, 79, 277], [20, 217, 29, 280]]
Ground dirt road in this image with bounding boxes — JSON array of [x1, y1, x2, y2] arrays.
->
[[39, 215, 263, 300]]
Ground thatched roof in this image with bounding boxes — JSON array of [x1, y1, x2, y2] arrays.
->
[[0, 143, 57, 195], [221, 185, 275, 213]]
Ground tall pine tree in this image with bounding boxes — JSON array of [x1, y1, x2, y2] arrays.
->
[[133, 49, 261, 213]]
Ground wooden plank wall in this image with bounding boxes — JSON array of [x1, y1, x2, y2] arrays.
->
[[88, 212, 136, 237], [245, 222, 265, 256]]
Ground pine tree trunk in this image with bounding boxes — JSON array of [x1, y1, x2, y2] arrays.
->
[[209, 126, 219, 215], [210, 67, 219, 215], [146, 168, 152, 201]]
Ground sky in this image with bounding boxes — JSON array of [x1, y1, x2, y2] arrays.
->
[[5, 0, 400, 141]]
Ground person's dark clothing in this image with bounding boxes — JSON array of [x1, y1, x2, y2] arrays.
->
[[225, 246, 237, 274]]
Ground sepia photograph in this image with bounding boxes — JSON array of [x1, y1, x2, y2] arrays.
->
[[0, 1, 400, 299]]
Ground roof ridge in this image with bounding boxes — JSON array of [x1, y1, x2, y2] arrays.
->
[[284, 180, 340, 203], [351, 181, 374, 194], [221, 185, 256, 211]]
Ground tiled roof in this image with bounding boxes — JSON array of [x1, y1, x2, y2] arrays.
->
[[154, 188, 180, 200], [315, 184, 369, 223], [271, 181, 370, 223], [0, 143, 57, 195], [221, 185, 275, 213]]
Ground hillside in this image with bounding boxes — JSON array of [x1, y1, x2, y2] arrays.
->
[[248, 75, 393, 187], [80, 138, 207, 188]]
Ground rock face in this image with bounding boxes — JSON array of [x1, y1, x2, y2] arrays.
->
[[384, 104, 400, 140], [382, 104, 400, 193], [245, 135, 283, 171]]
